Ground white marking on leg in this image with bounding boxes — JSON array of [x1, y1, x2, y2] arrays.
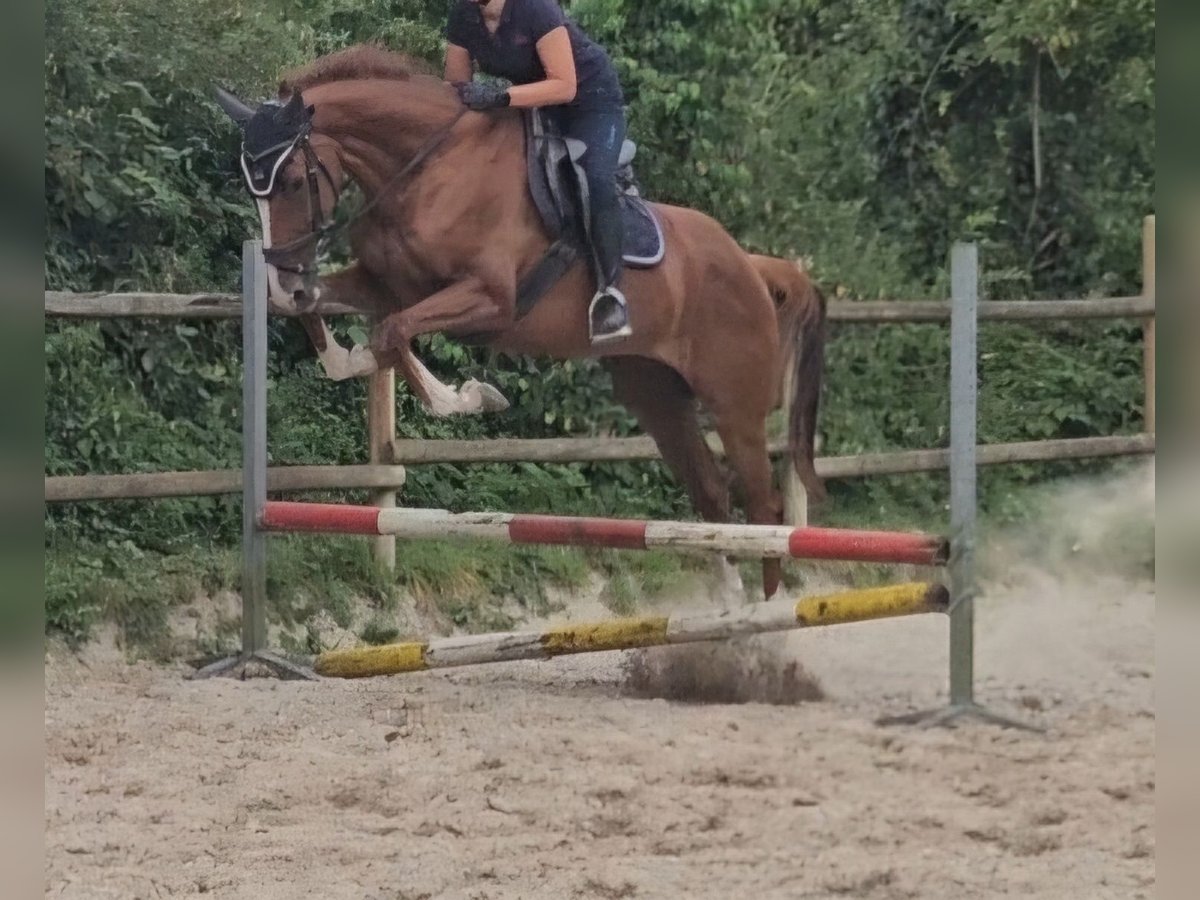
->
[[346, 344, 379, 377], [310, 317, 379, 381], [396, 352, 508, 416], [407, 352, 471, 416]]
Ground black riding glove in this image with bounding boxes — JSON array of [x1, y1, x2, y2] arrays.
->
[[457, 82, 511, 111]]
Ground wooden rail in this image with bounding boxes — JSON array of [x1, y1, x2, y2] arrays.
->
[[44, 435, 1151, 503], [44, 465, 407, 503], [386, 433, 1152, 470], [46, 291, 1153, 323]]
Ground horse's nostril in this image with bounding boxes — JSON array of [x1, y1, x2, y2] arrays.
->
[[293, 290, 306, 302]]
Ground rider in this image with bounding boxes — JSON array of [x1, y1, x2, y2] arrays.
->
[[445, 0, 630, 343]]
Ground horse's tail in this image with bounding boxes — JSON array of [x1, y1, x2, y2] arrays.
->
[[750, 254, 828, 504]]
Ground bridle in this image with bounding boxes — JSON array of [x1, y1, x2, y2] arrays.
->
[[241, 119, 337, 277], [240, 107, 467, 278]]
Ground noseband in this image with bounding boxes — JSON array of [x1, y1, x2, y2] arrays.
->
[[241, 108, 468, 276]]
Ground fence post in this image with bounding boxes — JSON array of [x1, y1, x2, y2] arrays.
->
[[241, 240, 269, 655], [368, 369, 397, 571], [948, 242, 978, 708], [1142, 215, 1156, 433]]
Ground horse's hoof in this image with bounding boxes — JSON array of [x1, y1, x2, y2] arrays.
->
[[347, 344, 379, 377], [463, 379, 510, 413]]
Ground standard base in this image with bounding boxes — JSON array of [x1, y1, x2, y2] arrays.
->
[[192, 650, 316, 681], [876, 701, 1042, 732]]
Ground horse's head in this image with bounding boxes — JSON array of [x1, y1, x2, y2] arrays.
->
[[216, 88, 347, 312]]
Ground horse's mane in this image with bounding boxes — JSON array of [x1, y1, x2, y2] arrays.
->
[[280, 44, 438, 96]]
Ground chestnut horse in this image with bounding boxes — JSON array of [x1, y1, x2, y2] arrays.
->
[[217, 46, 825, 598]]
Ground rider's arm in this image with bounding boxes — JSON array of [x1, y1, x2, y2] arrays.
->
[[444, 43, 473, 83], [506, 27, 578, 108]]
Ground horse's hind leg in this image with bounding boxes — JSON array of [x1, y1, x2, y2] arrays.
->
[[605, 357, 730, 523], [690, 377, 785, 599], [606, 357, 747, 602], [715, 413, 784, 599]]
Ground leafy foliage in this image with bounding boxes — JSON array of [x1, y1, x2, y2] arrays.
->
[[578, 0, 1153, 298]]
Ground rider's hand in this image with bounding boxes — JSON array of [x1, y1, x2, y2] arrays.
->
[[456, 81, 511, 111]]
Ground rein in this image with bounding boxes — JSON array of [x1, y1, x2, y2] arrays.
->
[[259, 107, 468, 272]]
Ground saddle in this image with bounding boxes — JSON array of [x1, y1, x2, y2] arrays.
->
[[515, 109, 666, 318]]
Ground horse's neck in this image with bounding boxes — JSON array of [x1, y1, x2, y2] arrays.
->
[[309, 79, 460, 196]]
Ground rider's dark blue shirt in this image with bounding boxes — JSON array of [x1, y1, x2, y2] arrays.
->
[[446, 0, 623, 110]]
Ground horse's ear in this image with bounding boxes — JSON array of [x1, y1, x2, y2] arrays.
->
[[214, 86, 256, 127], [282, 92, 305, 114]]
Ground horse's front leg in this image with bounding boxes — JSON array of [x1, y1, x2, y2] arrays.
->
[[298, 314, 384, 381], [372, 276, 513, 416], [298, 264, 393, 381]]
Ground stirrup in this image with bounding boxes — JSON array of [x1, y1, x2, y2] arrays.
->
[[588, 286, 632, 345]]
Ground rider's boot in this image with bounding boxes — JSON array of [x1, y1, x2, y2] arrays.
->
[[587, 191, 631, 345]]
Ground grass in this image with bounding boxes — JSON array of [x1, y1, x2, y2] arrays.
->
[[45, 541, 217, 660], [266, 535, 394, 630], [46, 531, 660, 652], [360, 617, 401, 646], [594, 548, 697, 615], [393, 539, 591, 631]]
